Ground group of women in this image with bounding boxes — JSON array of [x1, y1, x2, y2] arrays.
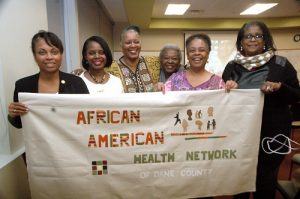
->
[[7, 21, 300, 199]]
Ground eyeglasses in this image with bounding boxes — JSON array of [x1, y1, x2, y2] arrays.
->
[[244, 34, 264, 41]]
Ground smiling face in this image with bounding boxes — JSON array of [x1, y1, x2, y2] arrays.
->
[[186, 38, 209, 69], [33, 38, 62, 73], [121, 30, 141, 61], [161, 49, 180, 75], [241, 25, 265, 57], [85, 41, 107, 71]]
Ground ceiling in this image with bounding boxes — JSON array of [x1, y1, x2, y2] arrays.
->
[[100, 0, 300, 29]]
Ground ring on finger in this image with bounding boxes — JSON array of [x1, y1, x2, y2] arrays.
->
[[13, 109, 16, 113]]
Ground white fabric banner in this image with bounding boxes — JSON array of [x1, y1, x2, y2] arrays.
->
[[20, 90, 264, 199]]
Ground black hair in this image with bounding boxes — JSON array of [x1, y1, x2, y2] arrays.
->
[[120, 25, 141, 43], [31, 30, 64, 54], [124, 25, 140, 34], [81, 36, 113, 70], [185, 33, 211, 52], [236, 21, 276, 53]]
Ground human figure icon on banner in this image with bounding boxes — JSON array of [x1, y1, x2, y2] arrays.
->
[[207, 106, 214, 117], [195, 110, 202, 119], [187, 109, 192, 120], [182, 119, 188, 132], [195, 120, 203, 130], [207, 120, 211, 130], [174, 112, 181, 126], [212, 119, 216, 130]]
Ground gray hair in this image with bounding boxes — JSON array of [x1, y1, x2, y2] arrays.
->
[[159, 44, 182, 63], [120, 25, 141, 45]]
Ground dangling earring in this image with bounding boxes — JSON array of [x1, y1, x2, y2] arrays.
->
[[240, 46, 243, 51], [263, 46, 266, 50]]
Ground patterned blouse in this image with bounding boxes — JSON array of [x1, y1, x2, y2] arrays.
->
[[118, 56, 154, 93], [165, 70, 225, 91]]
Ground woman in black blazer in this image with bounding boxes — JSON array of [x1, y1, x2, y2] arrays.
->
[[8, 31, 89, 129], [223, 21, 300, 199]]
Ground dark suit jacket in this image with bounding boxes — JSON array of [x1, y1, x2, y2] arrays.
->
[[8, 71, 89, 128]]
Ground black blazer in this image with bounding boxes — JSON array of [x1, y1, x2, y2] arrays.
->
[[8, 71, 89, 128]]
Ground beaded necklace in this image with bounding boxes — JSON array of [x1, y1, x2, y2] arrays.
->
[[87, 70, 106, 84]]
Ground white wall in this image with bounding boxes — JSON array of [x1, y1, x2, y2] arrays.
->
[[0, 60, 9, 154], [0, 0, 48, 198], [0, 0, 48, 154]]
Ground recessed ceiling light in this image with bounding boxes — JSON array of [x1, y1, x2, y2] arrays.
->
[[165, 4, 190, 15], [240, 3, 278, 15]]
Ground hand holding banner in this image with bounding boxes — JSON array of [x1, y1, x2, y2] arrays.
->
[[20, 90, 264, 199]]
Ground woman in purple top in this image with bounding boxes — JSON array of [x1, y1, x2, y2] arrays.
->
[[165, 33, 224, 91]]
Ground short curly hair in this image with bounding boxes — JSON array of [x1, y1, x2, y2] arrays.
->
[[159, 44, 182, 66], [185, 33, 211, 52]]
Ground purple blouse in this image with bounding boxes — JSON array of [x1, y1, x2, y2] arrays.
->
[[165, 70, 225, 91]]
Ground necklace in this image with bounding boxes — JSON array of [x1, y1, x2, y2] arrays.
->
[[121, 57, 138, 72], [87, 70, 106, 84]]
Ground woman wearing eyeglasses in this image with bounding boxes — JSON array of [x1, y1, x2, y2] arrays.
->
[[80, 36, 123, 94], [223, 21, 300, 199]]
